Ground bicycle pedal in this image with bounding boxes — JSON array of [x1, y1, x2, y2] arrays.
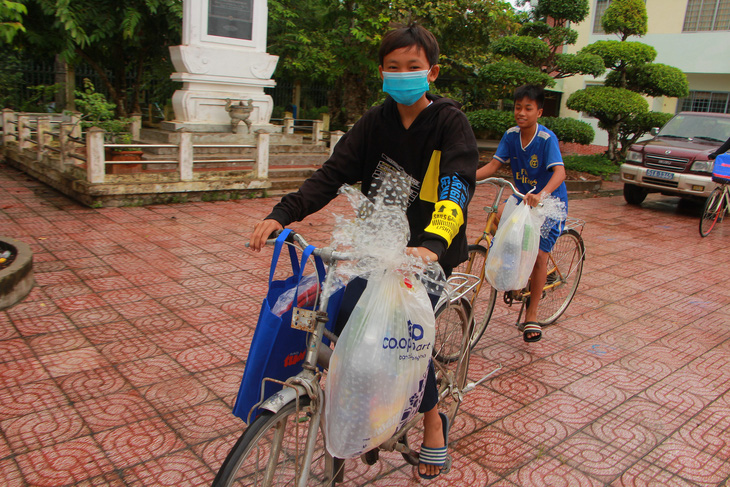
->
[[361, 448, 379, 465]]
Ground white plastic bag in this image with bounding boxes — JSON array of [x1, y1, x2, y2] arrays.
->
[[324, 270, 435, 459], [485, 199, 545, 291]]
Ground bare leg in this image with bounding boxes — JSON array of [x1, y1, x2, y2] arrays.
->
[[419, 406, 444, 477], [524, 250, 549, 339]]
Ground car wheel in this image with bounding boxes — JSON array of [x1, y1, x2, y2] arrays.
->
[[623, 183, 648, 205]]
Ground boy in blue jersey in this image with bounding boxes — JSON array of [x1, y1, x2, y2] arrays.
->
[[476, 84, 567, 343]]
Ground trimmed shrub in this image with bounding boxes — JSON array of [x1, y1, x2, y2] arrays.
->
[[541, 117, 595, 145], [466, 109, 514, 139]]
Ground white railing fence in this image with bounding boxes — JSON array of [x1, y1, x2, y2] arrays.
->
[[1, 109, 271, 183]]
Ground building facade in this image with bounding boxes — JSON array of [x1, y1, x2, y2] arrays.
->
[[558, 0, 730, 146]]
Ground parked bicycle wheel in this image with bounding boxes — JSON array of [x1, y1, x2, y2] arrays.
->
[[213, 396, 335, 487], [453, 244, 497, 350], [403, 300, 470, 466], [536, 229, 585, 325], [699, 187, 725, 237]]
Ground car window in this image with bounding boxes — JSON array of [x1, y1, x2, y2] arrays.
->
[[660, 115, 730, 141]]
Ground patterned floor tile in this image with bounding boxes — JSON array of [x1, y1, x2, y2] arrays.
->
[[504, 455, 605, 487], [56, 365, 131, 402], [94, 417, 186, 470], [0, 378, 69, 420], [644, 437, 730, 485], [2, 165, 730, 486], [14, 436, 114, 487], [1, 404, 89, 453]]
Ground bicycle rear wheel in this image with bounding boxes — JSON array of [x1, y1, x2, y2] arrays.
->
[[452, 244, 497, 350], [536, 229, 585, 326], [213, 396, 336, 487], [402, 300, 470, 466], [699, 187, 724, 237]]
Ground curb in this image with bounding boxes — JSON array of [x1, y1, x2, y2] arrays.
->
[[0, 236, 35, 310]]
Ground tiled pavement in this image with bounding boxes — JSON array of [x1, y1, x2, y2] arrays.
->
[[1, 160, 729, 487]]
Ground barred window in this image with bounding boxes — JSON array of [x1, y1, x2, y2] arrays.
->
[[679, 91, 730, 114], [683, 0, 730, 31], [593, 0, 612, 34]]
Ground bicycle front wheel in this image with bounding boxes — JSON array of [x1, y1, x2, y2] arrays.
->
[[699, 188, 724, 237], [213, 396, 335, 487], [453, 244, 497, 350], [536, 229, 585, 326]]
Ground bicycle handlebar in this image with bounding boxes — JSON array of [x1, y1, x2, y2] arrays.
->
[[476, 177, 527, 199]]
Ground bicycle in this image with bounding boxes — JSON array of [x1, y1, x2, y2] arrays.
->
[[213, 230, 499, 486], [454, 177, 586, 349], [699, 180, 728, 237]]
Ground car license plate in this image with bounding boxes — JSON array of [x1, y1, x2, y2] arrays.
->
[[646, 169, 675, 180]]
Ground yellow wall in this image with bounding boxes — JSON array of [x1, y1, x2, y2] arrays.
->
[[646, 0, 687, 33]]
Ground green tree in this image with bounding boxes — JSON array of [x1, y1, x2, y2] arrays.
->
[[268, 0, 519, 126], [486, 0, 605, 99], [0, 0, 25, 42], [566, 0, 689, 160], [21, 0, 182, 117]]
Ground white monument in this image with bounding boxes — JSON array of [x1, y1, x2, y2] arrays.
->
[[163, 0, 279, 132]]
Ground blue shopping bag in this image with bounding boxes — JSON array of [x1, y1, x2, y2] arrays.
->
[[232, 230, 343, 423], [713, 153, 730, 183]]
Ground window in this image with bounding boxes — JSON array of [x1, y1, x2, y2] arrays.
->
[[679, 91, 730, 114], [683, 0, 730, 31], [593, 0, 612, 34]]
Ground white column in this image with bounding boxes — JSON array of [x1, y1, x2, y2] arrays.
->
[[283, 117, 293, 135], [255, 130, 269, 179], [329, 130, 344, 157], [2, 109, 14, 145], [179, 130, 194, 181], [37, 117, 50, 163], [86, 127, 106, 183], [312, 120, 322, 144], [17, 115, 30, 151]]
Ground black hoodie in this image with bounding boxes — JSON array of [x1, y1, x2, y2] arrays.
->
[[267, 94, 479, 272]]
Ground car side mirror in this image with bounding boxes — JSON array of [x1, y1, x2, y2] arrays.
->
[[650, 127, 660, 136]]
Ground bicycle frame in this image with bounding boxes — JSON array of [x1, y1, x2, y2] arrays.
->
[[247, 231, 482, 486]]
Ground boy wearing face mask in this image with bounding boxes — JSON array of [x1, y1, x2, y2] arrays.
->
[[250, 23, 478, 479]]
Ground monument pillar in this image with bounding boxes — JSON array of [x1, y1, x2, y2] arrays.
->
[[162, 0, 279, 133]]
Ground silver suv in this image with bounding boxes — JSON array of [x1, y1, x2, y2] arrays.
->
[[620, 112, 730, 205]]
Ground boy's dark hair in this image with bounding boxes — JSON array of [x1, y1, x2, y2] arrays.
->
[[514, 84, 545, 109], [378, 24, 439, 66]]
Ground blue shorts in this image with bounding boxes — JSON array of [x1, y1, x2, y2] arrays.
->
[[540, 219, 565, 253]]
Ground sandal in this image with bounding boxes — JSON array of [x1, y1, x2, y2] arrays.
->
[[521, 321, 542, 342], [418, 412, 451, 479]]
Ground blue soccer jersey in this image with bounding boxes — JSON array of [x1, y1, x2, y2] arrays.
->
[[494, 124, 568, 204]]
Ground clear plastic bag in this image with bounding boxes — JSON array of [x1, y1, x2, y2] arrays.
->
[[485, 199, 546, 291], [324, 269, 435, 459], [271, 273, 319, 317]]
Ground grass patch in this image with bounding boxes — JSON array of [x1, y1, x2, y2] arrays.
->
[[563, 154, 619, 179]]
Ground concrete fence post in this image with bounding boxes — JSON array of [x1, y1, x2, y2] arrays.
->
[[178, 130, 193, 182], [255, 130, 270, 179], [17, 115, 30, 151], [2, 109, 14, 145], [130, 113, 142, 141], [86, 127, 106, 184], [37, 117, 50, 163], [312, 120, 323, 144], [59, 122, 75, 167], [329, 130, 344, 157], [283, 117, 294, 135], [320, 113, 330, 132], [69, 111, 82, 139]]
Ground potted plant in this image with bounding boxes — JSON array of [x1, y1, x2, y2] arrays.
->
[[74, 79, 143, 173]]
